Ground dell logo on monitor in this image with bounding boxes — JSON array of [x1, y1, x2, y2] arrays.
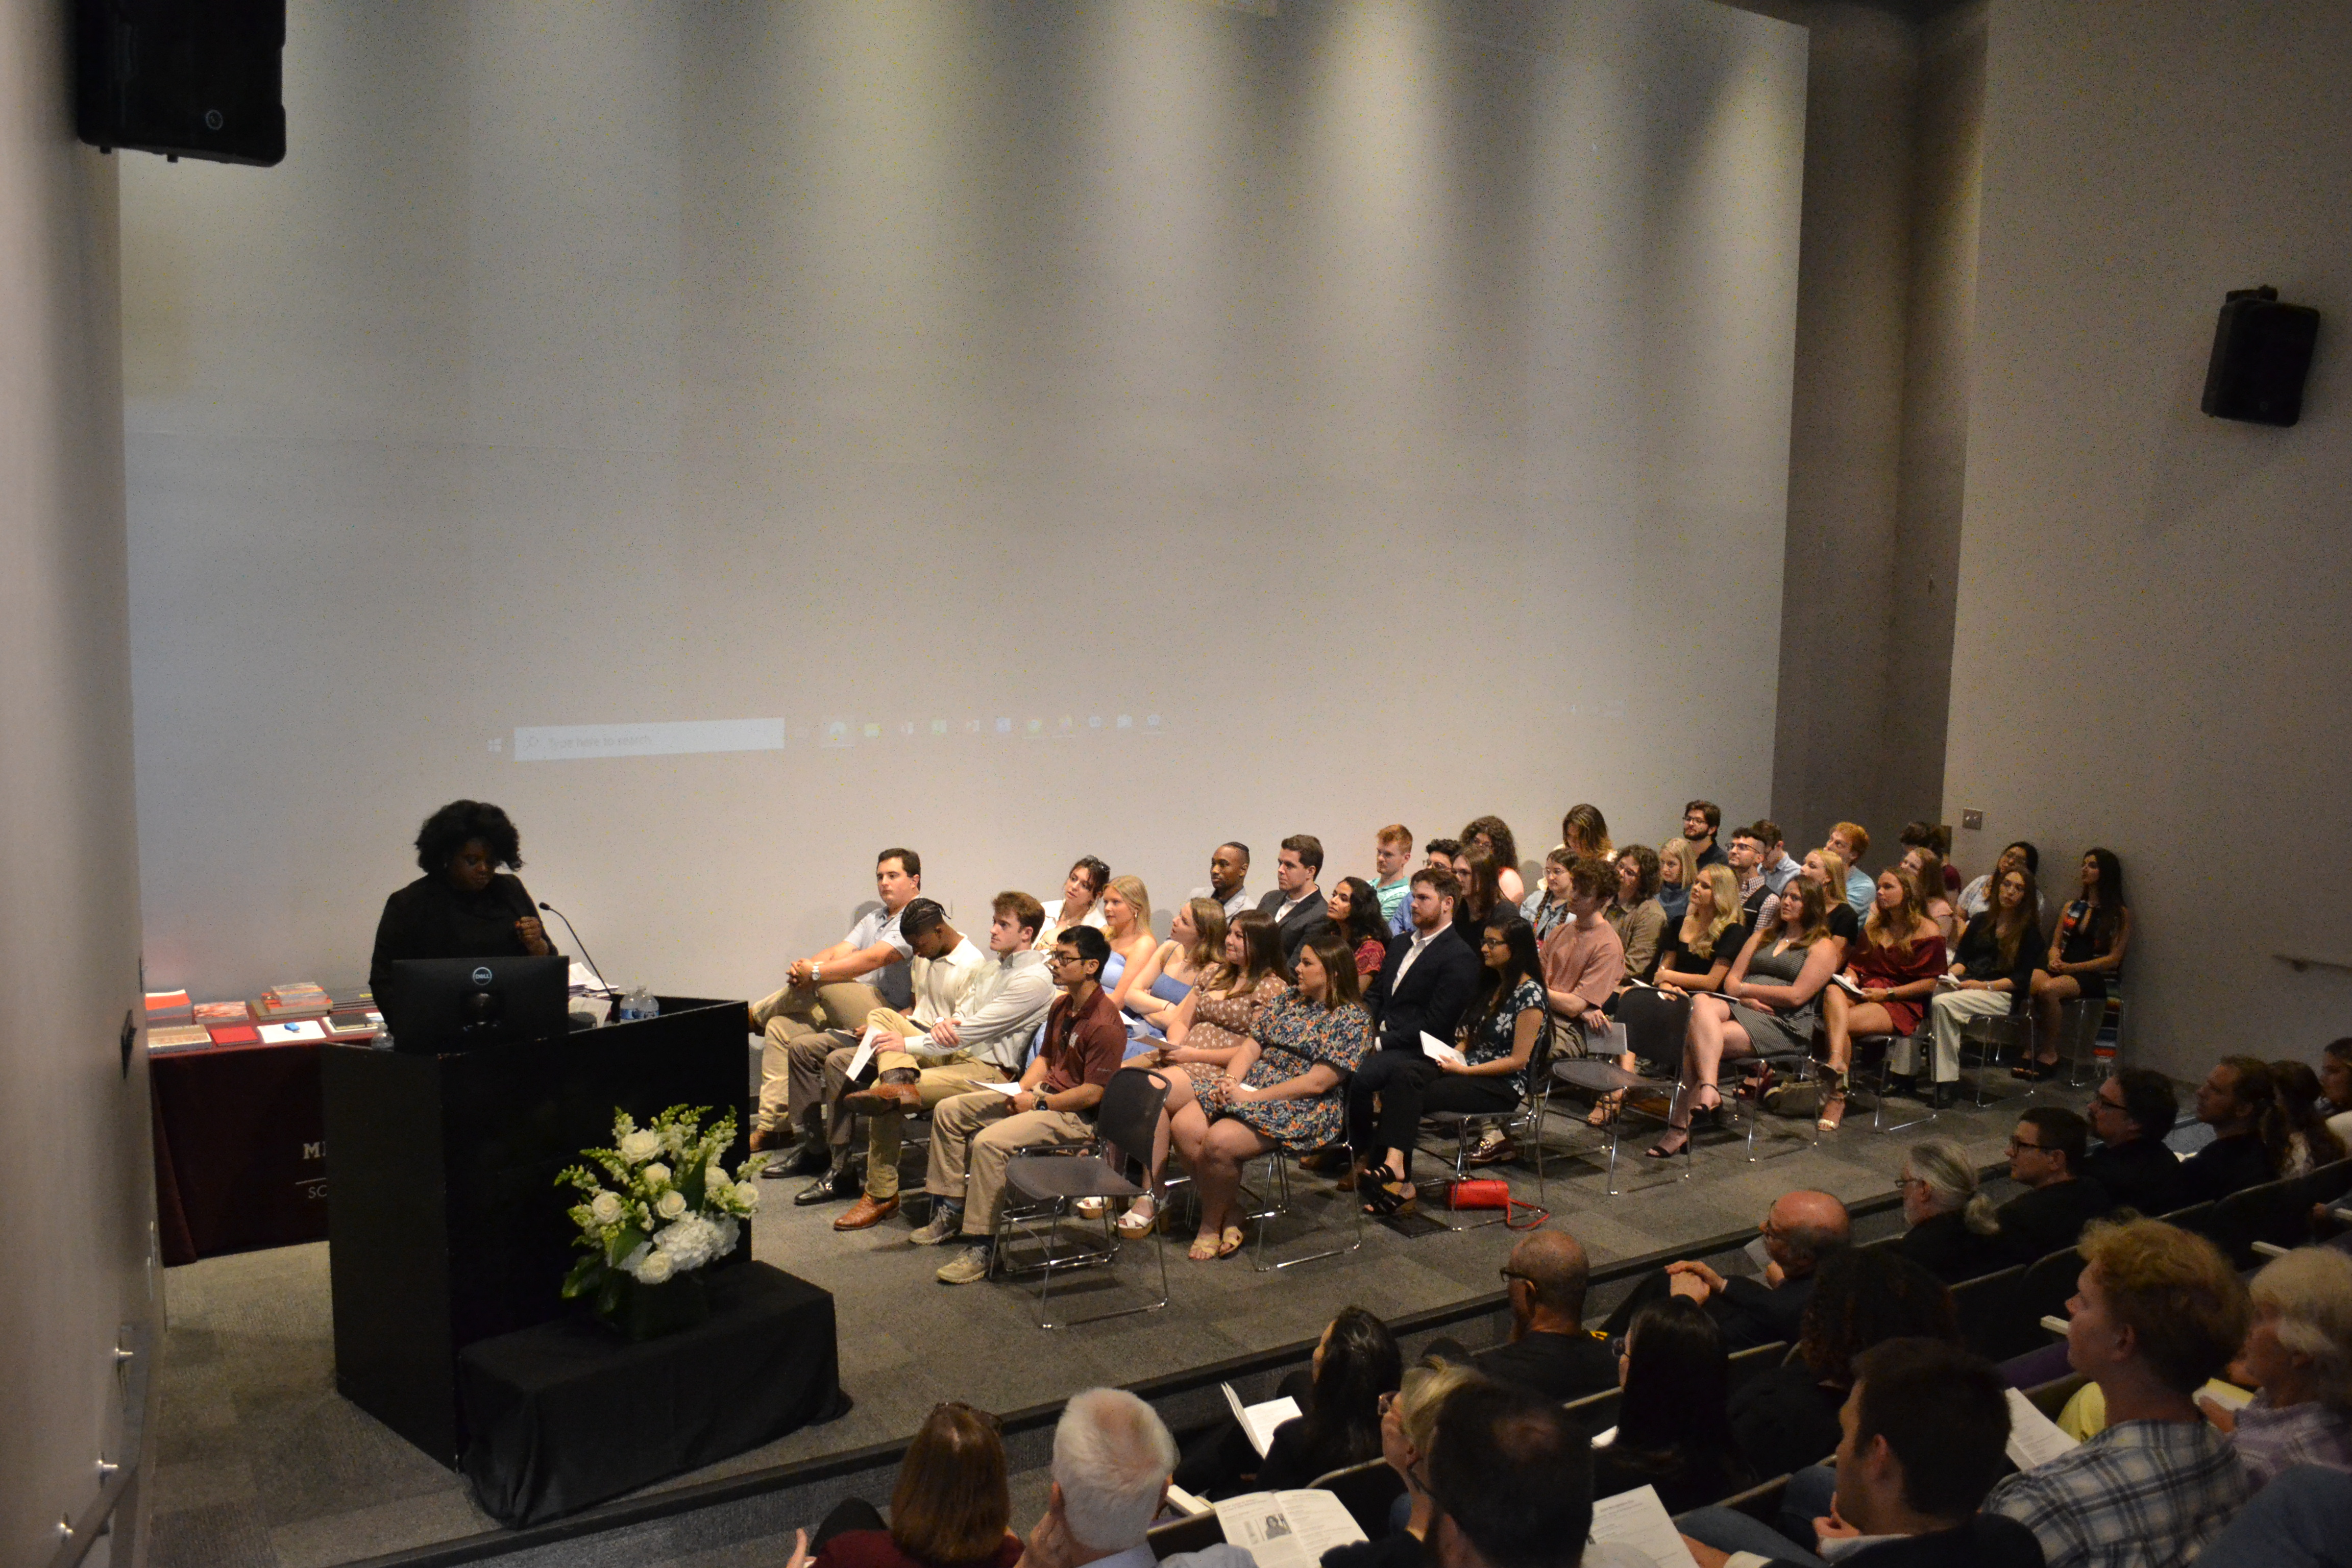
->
[[471, 966, 494, 986]]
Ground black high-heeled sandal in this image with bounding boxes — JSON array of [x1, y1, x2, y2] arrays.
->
[[1645, 1129, 1690, 1160], [1361, 1176, 1417, 1216]]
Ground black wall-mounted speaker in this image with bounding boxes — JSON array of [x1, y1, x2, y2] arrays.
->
[[75, 0, 285, 167], [2200, 286, 2320, 427]]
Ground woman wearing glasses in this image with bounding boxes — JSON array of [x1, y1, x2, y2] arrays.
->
[[1358, 916, 1547, 1217], [1324, 1358, 1484, 1566]]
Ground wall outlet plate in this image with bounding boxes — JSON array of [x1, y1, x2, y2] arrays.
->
[[1961, 810, 1984, 830]]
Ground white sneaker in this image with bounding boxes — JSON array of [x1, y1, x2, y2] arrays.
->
[[936, 1245, 993, 1285], [911, 1207, 963, 1246]]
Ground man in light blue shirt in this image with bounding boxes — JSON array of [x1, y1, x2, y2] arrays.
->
[[1755, 820, 1802, 893]]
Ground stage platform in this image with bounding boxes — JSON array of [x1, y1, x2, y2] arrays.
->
[[147, 1075, 2042, 1568]]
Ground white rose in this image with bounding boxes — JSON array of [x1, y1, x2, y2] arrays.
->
[[656, 1189, 688, 1220], [618, 1130, 660, 1163], [589, 1191, 624, 1226], [642, 1162, 672, 1187], [634, 1248, 675, 1284], [735, 1182, 762, 1212]]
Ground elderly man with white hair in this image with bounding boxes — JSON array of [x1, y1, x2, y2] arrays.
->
[[1017, 1388, 1254, 1568]]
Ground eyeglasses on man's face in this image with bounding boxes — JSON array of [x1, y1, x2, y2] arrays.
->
[[2006, 1136, 2047, 1155]]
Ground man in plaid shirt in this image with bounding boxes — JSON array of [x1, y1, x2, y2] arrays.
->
[[1986, 1218, 2252, 1568]]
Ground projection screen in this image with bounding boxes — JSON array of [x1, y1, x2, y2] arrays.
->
[[120, 0, 1805, 999]]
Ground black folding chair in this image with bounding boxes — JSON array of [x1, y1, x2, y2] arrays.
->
[[996, 1066, 1171, 1329]]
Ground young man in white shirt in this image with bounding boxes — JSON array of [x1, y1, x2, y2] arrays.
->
[[819, 893, 1058, 1230], [749, 847, 923, 1164], [796, 897, 989, 1215]]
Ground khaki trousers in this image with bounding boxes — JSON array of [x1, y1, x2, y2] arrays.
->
[[924, 1090, 1092, 1238], [750, 980, 884, 1134], [1901, 988, 2018, 1083]]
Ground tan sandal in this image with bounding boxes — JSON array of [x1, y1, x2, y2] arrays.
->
[[1216, 1224, 1246, 1259], [1188, 1232, 1222, 1261]]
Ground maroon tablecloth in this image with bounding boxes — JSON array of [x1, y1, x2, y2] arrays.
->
[[152, 1041, 330, 1265]]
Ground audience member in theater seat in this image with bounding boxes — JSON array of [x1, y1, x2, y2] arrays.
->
[[1592, 1298, 1755, 1516], [803, 898, 989, 1217], [2178, 1057, 2287, 1204], [1424, 1381, 1614, 1568], [834, 893, 1059, 1226], [1604, 844, 1666, 985], [2318, 1039, 2352, 1152], [1371, 826, 1415, 934], [1325, 876, 1394, 982], [1826, 823, 1875, 913], [1725, 1251, 1959, 1480], [1899, 848, 1961, 950], [1540, 853, 1626, 1040], [1326, 1358, 1487, 1568], [1175, 1306, 1401, 1499], [1605, 1190, 1852, 1352], [1817, 868, 1948, 1132], [1156, 929, 1370, 1260], [1461, 816, 1527, 906], [1725, 825, 1772, 922], [1621, 865, 1745, 1082], [2024, 849, 2132, 1079], [1256, 836, 1331, 961], [2270, 1060, 2348, 1177], [1093, 877, 1161, 1015], [2194, 1463, 2352, 1568], [1039, 856, 1113, 947], [1524, 848, 1576, 947], [1904, 865, 2044, 1106], [812, 1401, 1022, 1568], [1679, 1338, 2044, 1568], [1426, 1230, 1618, 1403], [1984, 1219, 2251, 1568], [1357, 915, 1547, 1210], [1450, 844, 1511, 953], [1899, 821, 1963, 894], [1893, 1137, 2000, 1284], [2198, 1247, 2352, 1491], [1423, 837, 1464, 874], [1656, 835, 1699, 923], [1957, 839, 2044, 923], [1191, 842, 1252, 924], [2085, 1069, 2188, 1216], [917, 927, 1129, 1284], [1119, 897, 1227, 1044], [1019, 1389, 1253, 1568], [1650, 880, 1840, 1159], [1970, 1108, 2114, 1267], [751, 846, 924, 1162], [1799, 848, 1861, 946], [1682, 800, 1728, 869], [1354, 867, 1480, 1080], [1754, 821, 1802, 896], [1561, 803, 1614, 865]]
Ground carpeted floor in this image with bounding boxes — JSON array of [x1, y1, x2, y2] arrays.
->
[[146, 1068, 2045, 1568]]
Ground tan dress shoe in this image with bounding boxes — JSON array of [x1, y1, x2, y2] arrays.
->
[[842, 1080, 923, 1114], [833, 1193, 899, 1231]]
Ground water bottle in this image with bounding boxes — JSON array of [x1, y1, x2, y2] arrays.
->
[[619, 986, 655, 1023]]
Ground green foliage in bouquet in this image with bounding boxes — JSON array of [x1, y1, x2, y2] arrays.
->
[[555, 1104, 767, 1318]]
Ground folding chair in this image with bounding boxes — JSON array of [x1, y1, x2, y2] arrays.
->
[[1722, 1040, 1822, 1162], [1245, 1144, 1364, 1271], [1850, 1031, 1937, 1134], [1956, 1012, 2032, 1106], [1553, 1055, 1683, 1193], [1412, 1013, 1558, 1229], [995, 1066, 1172, 1329]]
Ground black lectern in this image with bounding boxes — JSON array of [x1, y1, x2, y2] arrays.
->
[[322, 997, 749, 1465]]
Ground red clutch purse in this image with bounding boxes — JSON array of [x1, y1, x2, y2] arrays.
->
[[1443, 1180, 1549, 1229]]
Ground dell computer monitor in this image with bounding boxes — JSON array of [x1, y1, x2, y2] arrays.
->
[[382, 956, 571, 1054]]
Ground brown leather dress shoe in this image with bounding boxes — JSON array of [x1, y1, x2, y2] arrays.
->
[[842, 1080, 923, 1114], [833, 1193, 899, 1231]]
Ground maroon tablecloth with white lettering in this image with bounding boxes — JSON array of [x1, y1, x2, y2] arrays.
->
[[151, 1041, 330, 1265]]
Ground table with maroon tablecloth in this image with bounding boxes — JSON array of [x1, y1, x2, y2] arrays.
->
[[151, 1040, 330, 1265]]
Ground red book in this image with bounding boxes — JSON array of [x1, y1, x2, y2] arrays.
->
[[207, 1023, 261, 1046]]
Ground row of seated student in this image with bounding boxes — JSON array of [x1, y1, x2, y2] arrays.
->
[[733, 812, 2140, 1251], [791, 1211, 2352, 1568]]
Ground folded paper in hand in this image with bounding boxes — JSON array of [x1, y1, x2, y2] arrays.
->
[[1419, 1031, 1467, 1068], [1222, 1383, 1301, 1457], [1585, 1485, 1699, 1567], [1213, 1489, 1363, 1568], [2003, 1388, 2078, 1472]]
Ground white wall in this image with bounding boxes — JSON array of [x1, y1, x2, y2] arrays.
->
[[1947, 0, 2352, 1076], [120, 0, 1807, 1000], [0, 0, 156, 1560]]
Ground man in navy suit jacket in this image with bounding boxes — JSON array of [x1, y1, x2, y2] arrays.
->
[[1346, 867, 1481, 1156]]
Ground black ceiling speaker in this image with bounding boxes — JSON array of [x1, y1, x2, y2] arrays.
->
[[2200, 286, 2320, 427], [75, 0, 285, 166]]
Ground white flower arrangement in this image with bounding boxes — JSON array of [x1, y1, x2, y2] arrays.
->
[[556, 1104, 766, 1309]]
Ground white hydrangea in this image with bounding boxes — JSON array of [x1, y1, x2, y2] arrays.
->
[[652, 1214, 727, 1272], [589, 1191, 624, 1226], [618, 1129, 661, 1163]]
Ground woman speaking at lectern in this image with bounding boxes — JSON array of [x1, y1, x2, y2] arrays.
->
[[368, 799, 555, 999]]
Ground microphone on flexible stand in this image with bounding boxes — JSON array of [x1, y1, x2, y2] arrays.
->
[[537, 901, 616, 998]]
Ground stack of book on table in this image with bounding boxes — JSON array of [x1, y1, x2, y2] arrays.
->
[[144, 991, 211, 1052], [194, 999, 258, 1047], [325, 984, 383, 1040]]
